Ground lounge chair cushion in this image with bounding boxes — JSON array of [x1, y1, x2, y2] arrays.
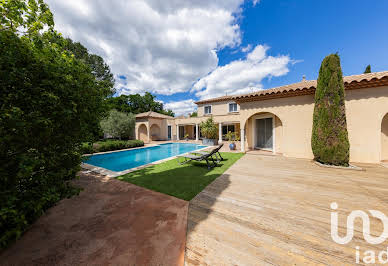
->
[[178, 153, 202, 160]]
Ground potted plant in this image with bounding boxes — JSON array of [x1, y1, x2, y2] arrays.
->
[[200, 117, 218, 146], [184, 133, 189, 141], [225, 131, 236, 150]]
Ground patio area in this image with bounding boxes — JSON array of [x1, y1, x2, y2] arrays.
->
[[1, 171, 188, 266], [185, 154, 388, 265], [3, 152, 388, 265]]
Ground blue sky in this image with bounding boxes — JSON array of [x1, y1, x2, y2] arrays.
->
[[158, 0, 388, 105], [48, 0, 388, 115]]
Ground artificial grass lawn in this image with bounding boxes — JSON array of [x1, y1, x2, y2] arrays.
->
[[116, 152, 244, 201]]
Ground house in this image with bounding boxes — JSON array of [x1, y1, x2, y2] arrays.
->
[[135, 111, 175, 142], [135, 71, 388, 164]]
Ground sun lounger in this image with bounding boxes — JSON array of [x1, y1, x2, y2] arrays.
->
[[177, 148, 218, 169], [191, 143, 224, 162]]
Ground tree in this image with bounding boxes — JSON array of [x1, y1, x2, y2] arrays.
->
[[0, 29, 108, 248], [50, 36, 115, 97], [0, 0, 110, 248], [190, 111, 198, 117], [311, 54, 350, 166], [100, 110, 135, 139], [0, 0, 54, 35], [106, 92, 174, 116], [364, 64, 371, 74], [200, 117, 218, 139], [162, 109, 175, 117]]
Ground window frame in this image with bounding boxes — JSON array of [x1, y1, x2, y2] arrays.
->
[[204, 105, 212, 115], [228, 102, 238, 113]]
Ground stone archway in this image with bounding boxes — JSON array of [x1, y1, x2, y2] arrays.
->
[[138, 124, 148, 142], [150, 124, 161, 141], [382, 113, 388, 161], [244, 112, 283, 154]]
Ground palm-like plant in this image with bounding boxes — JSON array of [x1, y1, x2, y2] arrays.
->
[[200, 117, 218, 139]]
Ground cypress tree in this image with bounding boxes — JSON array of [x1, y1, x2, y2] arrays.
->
[[364, 64, 371, 73], [311, 54, 350, 166]]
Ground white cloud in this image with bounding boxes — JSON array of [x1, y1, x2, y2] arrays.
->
[[192, 45, 291, 100], [46, 0, 247, 95], [241, 44, 252, 53], [164, 99, 197, 116]]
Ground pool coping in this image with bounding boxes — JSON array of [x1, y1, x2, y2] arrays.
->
[[81, 142, 211, 178]]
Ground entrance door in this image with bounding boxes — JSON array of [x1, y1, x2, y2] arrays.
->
[[255, 118, 273, 150], [167, 125, 171, 140]]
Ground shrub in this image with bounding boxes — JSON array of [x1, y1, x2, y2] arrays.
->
[[364, 64, 371, 74], [100, 110, 135, 139], [200, 117, 218, 139], [0, 30, 107, 248], [311, 54, 350, 166], [225, 131, 236, 141], [80, 142, 94, 154], [82, 140, 144, 153]]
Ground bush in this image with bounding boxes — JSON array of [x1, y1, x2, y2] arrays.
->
[[80, 142, 94, 154], [0, 30, 107, 248], [200, 117, 218, 139], [82, 140, 144, 153], [225, 131, 237, 141], [100, 110, 135, 139], [311, 54, 350, 166]]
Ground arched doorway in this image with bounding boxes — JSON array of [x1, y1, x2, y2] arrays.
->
[[150, 124, 161, 141], [245, 112, 283, 153], [138, 124, 148, 142], [382, 113, 388, 161]]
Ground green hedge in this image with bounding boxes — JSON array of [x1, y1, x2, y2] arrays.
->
[[81, 139, 144, 154], [0, 31, 106, 249]]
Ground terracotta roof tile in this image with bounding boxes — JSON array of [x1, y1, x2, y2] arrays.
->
[[195, 95, 233, 105], [135, 111, 174, 119], [343, 71, 388, 84], [195, 71, 388, 104], [233, 80, 317, 100]]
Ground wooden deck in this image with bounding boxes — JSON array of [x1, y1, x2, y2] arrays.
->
[[185, 154, 388, 265]]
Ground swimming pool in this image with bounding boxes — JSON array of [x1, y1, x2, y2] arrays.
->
[[84, 142, 206, 172]]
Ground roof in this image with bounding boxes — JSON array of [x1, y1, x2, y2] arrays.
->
[[195, 95, 234, 105], [195, 71, 388, 104], [135, 111, 174, 119]]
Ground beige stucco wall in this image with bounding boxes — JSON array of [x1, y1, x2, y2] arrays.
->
[[382, 114, 388, 161], [241, 86, 388, 163], [197, 101, 239, 117], [136, 121, 148, 142], [174, 114, 240, 126], [135, 117, 169, 142], [275, 116, 283, 154], [241, 95, 315, 159], [345, 86, 388, 163], [148, 118, 167, 140]]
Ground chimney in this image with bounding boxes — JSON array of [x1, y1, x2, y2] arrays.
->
[[302, 75, 306, 82]]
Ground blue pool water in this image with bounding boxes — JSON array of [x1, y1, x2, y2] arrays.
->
[[84, 142, 206, 172]]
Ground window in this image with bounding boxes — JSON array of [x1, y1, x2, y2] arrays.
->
[[204, 105, 212, 114], [229, 103, 238, 112], [222, 124, 236, 140], [222, 125, 235, 135]]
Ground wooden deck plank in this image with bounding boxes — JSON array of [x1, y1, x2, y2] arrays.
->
[[185, 154, 388, 265]]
